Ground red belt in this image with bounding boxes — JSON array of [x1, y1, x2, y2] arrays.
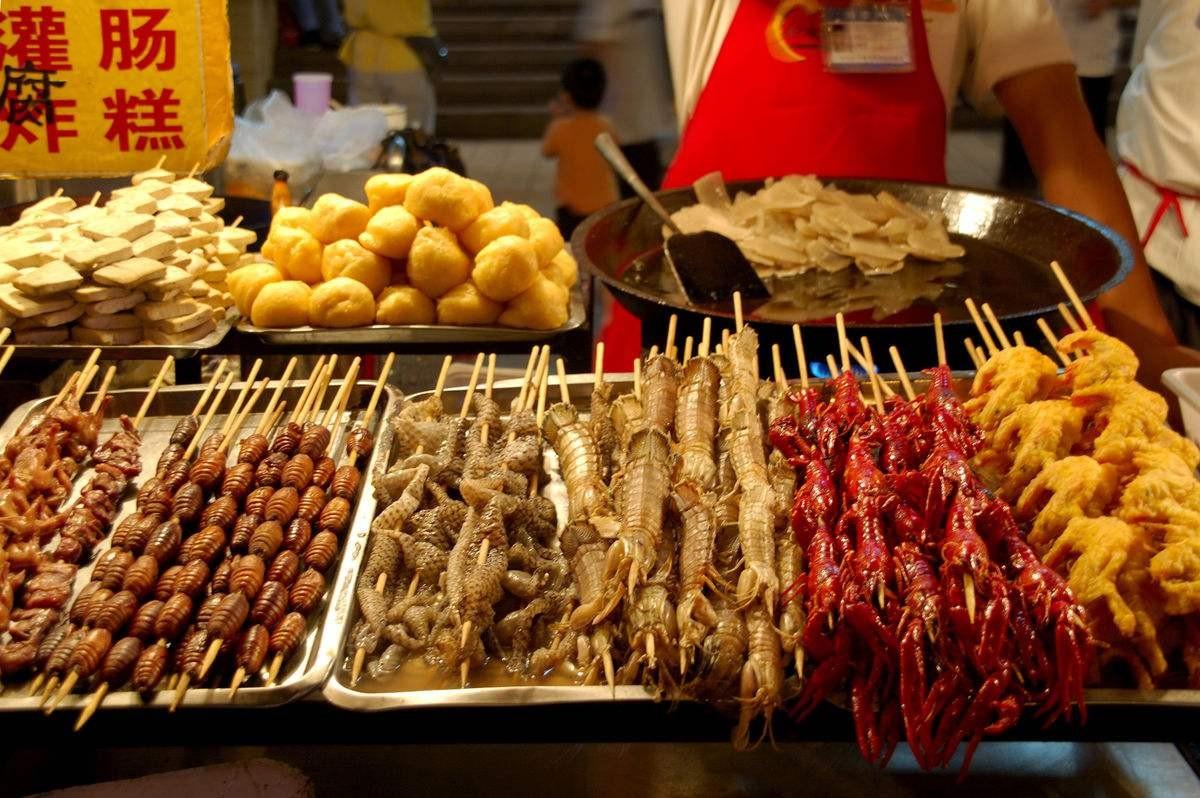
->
[[1121, 158, 1199, 248]]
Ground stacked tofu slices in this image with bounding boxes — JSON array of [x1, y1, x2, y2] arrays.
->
[[0, 165, 257, 345]]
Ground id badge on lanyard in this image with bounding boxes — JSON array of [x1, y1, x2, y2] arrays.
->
[[820, 0, 915, 73]]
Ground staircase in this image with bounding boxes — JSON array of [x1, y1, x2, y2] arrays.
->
[[433, 0, 579, 138]]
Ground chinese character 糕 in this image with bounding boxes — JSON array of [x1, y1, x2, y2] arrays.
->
[[100, 9, 176, 71], [0, 5, 71, 71], [102, 87, 184, 151]]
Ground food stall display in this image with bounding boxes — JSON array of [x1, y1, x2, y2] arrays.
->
[[0, 169, 253, 346], [238, 167, 577, 332]]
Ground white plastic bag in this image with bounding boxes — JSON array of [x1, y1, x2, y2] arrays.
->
[[315, 106, 389, 172], [223, 91, 322, 200]]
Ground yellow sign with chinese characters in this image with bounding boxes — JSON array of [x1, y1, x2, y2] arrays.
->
[[0, 0, 233, 178]]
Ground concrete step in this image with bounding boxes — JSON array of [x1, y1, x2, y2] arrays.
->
[[435, 13, 575, 42], [442, 41, 577, 72], [435, 71, 560, 105], [438, 104, 548, 138]]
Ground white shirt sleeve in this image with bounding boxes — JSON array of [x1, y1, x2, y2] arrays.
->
[[961, 0, 1074, 115]]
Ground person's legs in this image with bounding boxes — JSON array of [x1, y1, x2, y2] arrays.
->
[[347, 69, 386, 106], [373, 69, 437, 132], [1151, 268, 1200, 348], [617, 140, 664, 198], [288, 0, 319, 38]]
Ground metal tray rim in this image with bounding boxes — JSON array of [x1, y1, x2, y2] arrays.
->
[[4, 314, 235, 360]]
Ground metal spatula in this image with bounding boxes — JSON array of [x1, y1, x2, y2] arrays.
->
[[595, 133, 770, 304]]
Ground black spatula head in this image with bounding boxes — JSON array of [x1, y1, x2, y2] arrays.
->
[[665, 230, 771, 304]]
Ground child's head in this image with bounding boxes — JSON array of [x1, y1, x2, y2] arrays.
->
[[560, 58, 606, 110]]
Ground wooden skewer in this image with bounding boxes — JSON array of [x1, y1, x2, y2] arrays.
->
[[888, 346, 917, 401], [1012, 330, 1026, 348], [87, 366, 117, 414], [632, 357, 642, 402], [230, 215, 244, 229], [964, 337, 983, 369], [1057, 302, 1084, 334], [74, 349, 102, 400], [362, 352, 395, 426], [835, 313, 849, 373], [217, 359, 263, 440], [254, 357, 299, 437], [980, 303, 1011, 349], [825, 354, 838, 378], [42, 373, 80, 421], [934, 312, 946, 367], [733, 292, 744, 332], [555, 358, 571, 405], [322, 357, 362, 428], [648, 345, 659, 360], [699, 317, 712, 358], [1038, 318, 1073, 369], [183, 372, 235, 460], [861, 337, 891, 406], [154, 154, 166, 169], [0, 328, 8, 346], [1050, 261, 1094, 329], [189, 360, 228, 416], [771, 344, 786, 387], [682, 336, 694, 363], [665, 314, 678, 361], [88, 191, 102, 207], [0, 345, 14, 381], [593, 342, 605, 390], [133, 357, 174, 429], [306, 355, 340, 425], [512, 348, 539, 413], [721, 328, 731, 354], [856, 339, 885, 412], [287, 356, 326, 425], [964, 299, 999, 356], [458, 354, 485, 421], [74, 682, 109, 731], [187, 162, 199, 179], [52, 187, 64, 198], [792, 324, 809, 391]]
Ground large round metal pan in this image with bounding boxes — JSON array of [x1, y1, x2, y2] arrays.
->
[[572, 178, 1132, 369]]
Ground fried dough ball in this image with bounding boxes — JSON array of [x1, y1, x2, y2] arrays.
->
[[498, 274, 569, 330], [407, 226, 471, 298], [403, 167, 483, 231], [460, 205, 530, 255], [229, 263, 284, 316], [541, 248, 578, 288], [359, 206, 419, 260], [268, 206, 313, 237], [309, 277, 376, 328], [251, 280, 312, 327], [527, 218, 565, 266], [501, 201, 540, 222], [375, 285, 435, 325], [436, 281, 502, 326], [364, 173, 414, 213], [322, 239, 391, 296], [306, 193, 372, 245], [471, 235, 538, 302], [466, 179, 495, 215], [265, 225, 324, 284]]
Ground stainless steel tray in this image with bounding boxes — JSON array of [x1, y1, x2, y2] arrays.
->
[[322, 370, 1194, 711], [0, 378, 396, 711], [7, 313, 235, 360], [236, 284, 586, 345]]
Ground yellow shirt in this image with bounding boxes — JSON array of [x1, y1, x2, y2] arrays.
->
[[338, 0, 434, 74], [542, 111, 620, 215]]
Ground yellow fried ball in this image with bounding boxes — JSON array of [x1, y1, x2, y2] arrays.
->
[[264, 225, 323, 284], [437, 281, 502, 326], [407, 225, 471, 298], [403, 167, 483, 231], [541, 248, 578, 288], [465, 179, 494, 215], [459, 205, 530, 255], [498, 274, 569, 330], [471, 234, 538, 302], [251, 280, 312, 327], [228, 262, 283, 317], [306, 193, 372, 245], [364, 173, 414, 213], [375, 285, 436, 325], [268, 206, 313, 238], [359, 205, 419, 260], [500, 201, 540, 222], [527, 218, 565, 266], [309, 276, 376, 328], [322, 239, 391, 296]]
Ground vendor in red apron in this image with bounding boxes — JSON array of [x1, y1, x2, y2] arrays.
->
[[1116, 0, 1200, 347], [599, 0, 1177, 364]]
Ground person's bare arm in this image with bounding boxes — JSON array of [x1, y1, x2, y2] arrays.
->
[[995, 63, 1177, 344]]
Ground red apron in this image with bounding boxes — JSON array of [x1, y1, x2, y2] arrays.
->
[[1120, 158, 1197, 248], [599, 0, 948, 364]]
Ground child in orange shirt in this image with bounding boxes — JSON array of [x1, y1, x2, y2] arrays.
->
[[541, 58, 620, 238]]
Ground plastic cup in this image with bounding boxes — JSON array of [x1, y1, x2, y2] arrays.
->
[[293, 72, 332, 115]]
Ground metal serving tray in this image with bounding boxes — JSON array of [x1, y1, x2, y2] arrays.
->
[[322, 369, 1199, 712], [7, 312, 235, 360], [236, 284, 586, 346], [0, 378, 396, 711]]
